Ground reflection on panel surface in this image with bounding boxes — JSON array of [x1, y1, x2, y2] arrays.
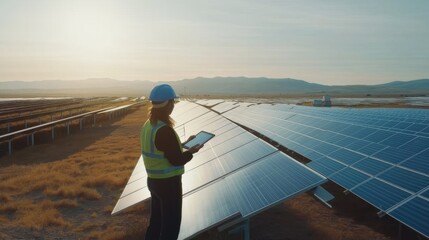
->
[[179, 151, 326, 239], [222, 101, 429, 238]]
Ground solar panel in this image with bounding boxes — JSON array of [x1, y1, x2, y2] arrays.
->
[[211, 101, 240, 114], [182, 139, 277, 194], [221, 102, 429, 238], [179, 151, 326, 239], [389, 196, 429, 238], [400, 149, 429, 175], [195, 99, 225, 107], [112, 101, 327, 239], [351, 179, 411, 211]]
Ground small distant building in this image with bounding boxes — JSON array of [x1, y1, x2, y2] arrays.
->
[[313, 95, 331, 107], [313, 99, 323, 107]]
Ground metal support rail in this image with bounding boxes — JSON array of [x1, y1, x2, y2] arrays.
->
[[0, 97, 112, 125], [0, 102, 142, 156]]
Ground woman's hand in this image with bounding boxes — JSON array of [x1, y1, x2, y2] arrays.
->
[[182, 135, 195, 145], [186, 135, 195, 142], [188, 144, 203, 154]]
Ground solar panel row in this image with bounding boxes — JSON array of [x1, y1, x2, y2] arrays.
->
[[112, 101, 327, 239], [218, 102, 429, 238], [210, 101, 240, 114]]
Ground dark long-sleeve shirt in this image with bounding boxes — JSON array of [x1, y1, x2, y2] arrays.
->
[[155, 125, 193, 166]]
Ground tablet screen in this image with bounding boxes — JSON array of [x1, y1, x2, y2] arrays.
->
[[183, 131, 215, 149]]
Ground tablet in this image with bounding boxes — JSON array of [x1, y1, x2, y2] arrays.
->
[[183, 131, 215, 149]]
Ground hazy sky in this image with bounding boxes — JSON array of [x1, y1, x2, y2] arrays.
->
[[0, 0, 428, 85]]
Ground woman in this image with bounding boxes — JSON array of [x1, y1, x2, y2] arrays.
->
[[141, 84, 203, 240]]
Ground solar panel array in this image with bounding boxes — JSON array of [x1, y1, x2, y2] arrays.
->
[[112, 101, 327, 239], [217, 102, 429, 238]]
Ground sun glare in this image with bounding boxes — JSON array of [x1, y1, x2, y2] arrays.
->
[[60, 2, 127, 56]]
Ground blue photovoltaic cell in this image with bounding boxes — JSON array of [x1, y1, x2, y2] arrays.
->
[[352, 128, 376, 139], [357, 143, 387, 156], [421, 127, 429, 134], [324, 133, 346, 145], [194, 118, 230, 135], [352, 157, 392, 176], [218, 139, 277, 173], [307, 128, 326, 138], [227, 151, 326, 217], [406, 123, 428, 132], [178, 178, 239, 240], [175, 111, 210, 127], [313, 142, 339, 155], [317, 156, 346, 170], [400, 137, 429, 153], [300, 150, 324, 161], [382, 121, 399, 128], [332, 136, 357, 147], [337, 125, 367, 135], [208, 127, 244, 146], [422, 189, 429, 199], [378, 168, 429, 193], [212, 102, 239, 113], [390, 197, 429, 238], [307, 161, 335, 176], [182, 158, 225, 194], [324, 121, 349, 131], [400, 149, 429, 175], [380, 133, 415, 148], [364, 130, 396, 143], [352, 179, 411, 211], [328, 148, 365, 165], [298, 136, 322, 148], [199, 131, 257, 157], [209, 122, 238, 136], [186, 147, 219, 170], [392, 122, 413, 130], [330, 168, 369, 189], [344, 139, 371, 151], [181, 113, 221, 134], [291, 144, 313, 156], [373, 147, 415, 164], [307, 157, 346, 176]]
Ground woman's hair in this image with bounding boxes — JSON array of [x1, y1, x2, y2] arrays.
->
[[149, 100, 175, 127]]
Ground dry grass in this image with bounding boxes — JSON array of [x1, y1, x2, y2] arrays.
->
[[0, 193, 10, 203], [15, 204, 71, 230], [0, 199, 74, 230], [44, 186, 102, 200], [0, 104, 146, 238]]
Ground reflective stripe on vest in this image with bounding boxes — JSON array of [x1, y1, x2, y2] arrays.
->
[[141, 120, 184, 179]]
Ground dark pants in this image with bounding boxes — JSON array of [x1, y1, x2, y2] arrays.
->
[[145, 175, 183, 240]]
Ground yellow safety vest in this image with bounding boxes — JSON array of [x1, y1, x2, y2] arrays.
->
[[141, 120, 184, 179]]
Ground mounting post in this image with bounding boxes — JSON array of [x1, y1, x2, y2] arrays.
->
[[8, 140, 12, 155], [227, 218, 250, 240]]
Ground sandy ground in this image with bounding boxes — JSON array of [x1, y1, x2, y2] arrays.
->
[[0, 103, 420, 239]]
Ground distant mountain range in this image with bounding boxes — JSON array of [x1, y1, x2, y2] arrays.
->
[[1, 77, 428, 97]]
